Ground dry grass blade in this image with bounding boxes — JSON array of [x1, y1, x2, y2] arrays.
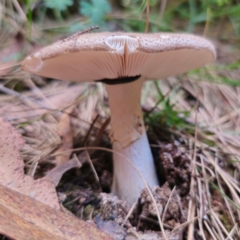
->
[[161, 186, 176, 222], [187, 197, 196, 240], [187, 101, 199, 240], [148, 64, 239, 238], [121, 202, 137, 227], [85, 149, 100, 183], [144, 0, 149, 32], [211, 209, 234, 240], [55, 106, 74, 166], [0, 83, 53, 110]]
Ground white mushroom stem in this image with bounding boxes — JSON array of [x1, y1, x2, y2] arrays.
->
[[105, 78, 159, 205]]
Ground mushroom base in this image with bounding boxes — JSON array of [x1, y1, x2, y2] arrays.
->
[[111, 129, 159, 206]]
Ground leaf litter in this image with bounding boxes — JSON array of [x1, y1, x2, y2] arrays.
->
[[0, 45, 239, 239], [0, 3, 239, 239], [1, 64, 239, 239]]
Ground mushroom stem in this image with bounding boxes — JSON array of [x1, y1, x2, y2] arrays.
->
[[105, 78, 159, 205]]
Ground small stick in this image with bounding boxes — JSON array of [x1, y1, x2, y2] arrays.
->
[[62, 26, 99, 42]]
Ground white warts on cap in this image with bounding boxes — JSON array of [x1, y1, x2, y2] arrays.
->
[[23, 53, 43, 72], [105, 36, 139, 56]]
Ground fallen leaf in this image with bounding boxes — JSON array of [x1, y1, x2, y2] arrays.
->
[[0, 117, 59, 209], [0, 184, 113, 240], [46, 155, 82, 186]]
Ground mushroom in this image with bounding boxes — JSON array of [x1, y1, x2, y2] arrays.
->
[[22, 32, 216, 205]]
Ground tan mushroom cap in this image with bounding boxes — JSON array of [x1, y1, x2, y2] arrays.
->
[[22, 32, 216, 82]]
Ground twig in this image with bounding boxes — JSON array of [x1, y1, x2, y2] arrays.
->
[[144, 0, 149, 33], [62, 26, 99, 42]]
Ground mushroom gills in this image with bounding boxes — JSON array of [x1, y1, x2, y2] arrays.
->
[[96, 74, 141, 85]]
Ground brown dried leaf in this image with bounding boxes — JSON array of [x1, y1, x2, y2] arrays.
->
[[46, 155, 82, 186], [0, 117, 59, 209], [0, 184, 113, 240]]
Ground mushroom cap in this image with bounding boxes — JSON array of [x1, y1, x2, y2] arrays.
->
[[22, 32, 216, 82]]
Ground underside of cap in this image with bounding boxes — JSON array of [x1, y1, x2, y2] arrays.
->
[[22, 32, 216, 83]]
